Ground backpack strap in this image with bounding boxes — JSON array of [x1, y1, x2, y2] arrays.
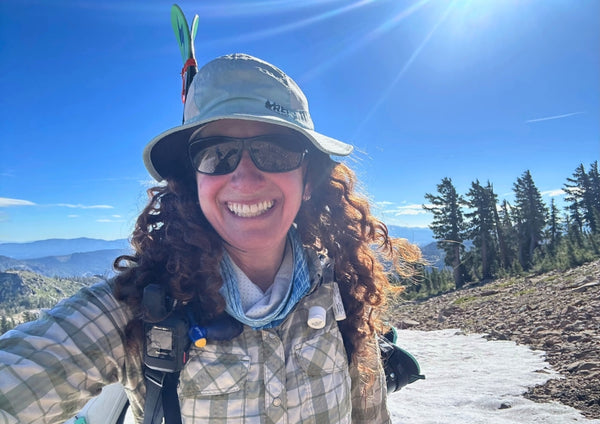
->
[[141, 284, 243, 424], [162, 372, 183, 424], [143, 368, 182, 424], [143, 368, 164, 424]]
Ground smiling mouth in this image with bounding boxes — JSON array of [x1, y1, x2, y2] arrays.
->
[[227, 200, 274, 218]]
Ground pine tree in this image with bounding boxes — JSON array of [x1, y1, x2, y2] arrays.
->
[[22, 310, 38, 323], [563, 164, 598, 234], [589, 161, 600, 212], [465, 180, 500, 280], [496, 200, 518, 271], [0, 315, 9, 335], [566, 207, 584, 248], [564, 162, 600, 234], [547, 198, 562, 255], [513, 170, 548, 270], [423, 177, 468, 288]]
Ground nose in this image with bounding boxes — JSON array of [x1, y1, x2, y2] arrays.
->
[[230, 150, 265, 187]]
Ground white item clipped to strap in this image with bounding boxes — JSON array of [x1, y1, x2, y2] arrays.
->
[[331, 282, 347, 321]]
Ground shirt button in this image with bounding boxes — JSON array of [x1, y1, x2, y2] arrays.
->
[[272, 397, 282, 407]]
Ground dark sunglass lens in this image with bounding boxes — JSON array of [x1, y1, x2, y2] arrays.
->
[[258, 134, 307, 153], [250, 140, 304, 172], [192, 141, 242, 174]]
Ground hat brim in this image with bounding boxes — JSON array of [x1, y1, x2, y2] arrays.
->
[[144, 114, 353, 181]]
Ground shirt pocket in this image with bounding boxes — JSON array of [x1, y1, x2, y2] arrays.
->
[[294, 331, 348, 375], [292, 330, 352, 422], [179, 350, 250, 396]]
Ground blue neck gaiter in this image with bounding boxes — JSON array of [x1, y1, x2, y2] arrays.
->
[[219, 226, 311, 330]]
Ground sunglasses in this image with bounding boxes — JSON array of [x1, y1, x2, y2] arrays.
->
[[189, 134, 309, 175]]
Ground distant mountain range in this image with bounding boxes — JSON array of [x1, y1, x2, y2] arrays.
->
[[386, 225, 434, 246], [0, 227, 442, 278], [0, 237, 131, 260], [0, 249, 129, 278]]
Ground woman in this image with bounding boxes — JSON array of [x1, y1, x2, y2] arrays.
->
[[0, 53, 420, 423]]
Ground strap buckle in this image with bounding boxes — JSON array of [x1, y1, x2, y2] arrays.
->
[[145, 368, 166, 388]]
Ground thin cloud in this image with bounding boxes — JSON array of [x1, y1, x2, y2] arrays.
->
[[0, 197, 36, 207], [526, 111, 585, 124], [55, 203, 114, 209], [0, 198, 115, 209], [140, 178, 165, 188], [384, 203, 429, 216], [96, 218, 125, 223], [541, 189, 565, 197], [396, 209, 428, 216]]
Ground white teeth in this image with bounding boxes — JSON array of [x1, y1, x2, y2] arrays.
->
[[227, 200, 274, 217]]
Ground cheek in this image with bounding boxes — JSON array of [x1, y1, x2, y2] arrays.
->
[[195, 175, 222, 207], [280, 171, 306, 206]]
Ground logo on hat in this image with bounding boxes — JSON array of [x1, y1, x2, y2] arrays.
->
[[265, 100, 310, 124]]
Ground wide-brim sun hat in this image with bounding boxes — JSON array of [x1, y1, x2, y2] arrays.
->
[[143, 53, 353, 181]]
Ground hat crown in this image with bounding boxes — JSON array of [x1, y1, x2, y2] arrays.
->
[[143, 53, 352, 181], [184, 54, 314, 130]]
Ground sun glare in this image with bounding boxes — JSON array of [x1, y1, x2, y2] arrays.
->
[[443, 0, 510, 38], [302, 0, 432, 81], [206, 0, 376, 46]]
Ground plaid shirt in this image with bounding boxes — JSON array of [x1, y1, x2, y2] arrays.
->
[[0, 251, 391, 424]]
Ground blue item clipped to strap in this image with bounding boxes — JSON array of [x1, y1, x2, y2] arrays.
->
[[187, 308, 244, 348]]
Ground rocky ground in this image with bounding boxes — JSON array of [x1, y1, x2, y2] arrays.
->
[[388, 259, 600, 419]]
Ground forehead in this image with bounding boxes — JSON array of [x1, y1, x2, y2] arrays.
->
[[199, 119, 294, 138]]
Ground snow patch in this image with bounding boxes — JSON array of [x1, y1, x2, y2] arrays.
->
[[389, 329, 599, 423]]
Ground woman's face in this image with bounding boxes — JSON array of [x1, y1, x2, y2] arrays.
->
[[194, 119, 307, 256]]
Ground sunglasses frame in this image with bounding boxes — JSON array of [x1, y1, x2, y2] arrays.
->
[[188, 134, 309, 175]]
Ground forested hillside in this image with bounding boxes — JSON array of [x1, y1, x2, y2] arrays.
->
[[0, 249, 127, 278], [0, 271, 100, 333], [403, 161, 599, 299]]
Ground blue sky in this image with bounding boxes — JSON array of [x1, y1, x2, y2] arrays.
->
[[1, 0, 598, 243]]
